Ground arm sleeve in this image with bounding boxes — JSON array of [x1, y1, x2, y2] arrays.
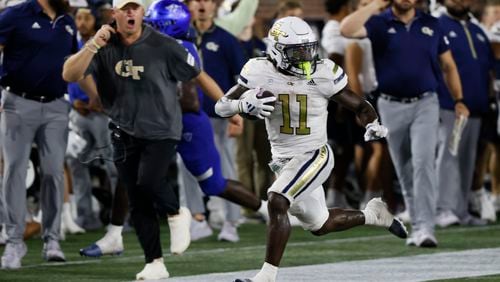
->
[[168, 39, 201, 82], [214, 0, 259, 37], [0, 8, 15, 45]]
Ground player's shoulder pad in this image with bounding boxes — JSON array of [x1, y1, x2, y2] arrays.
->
[[314, 58, 346, 85], [238, 57, 273, 87]]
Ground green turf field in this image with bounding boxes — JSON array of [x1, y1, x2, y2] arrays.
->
[[1, 223, 499, 281]]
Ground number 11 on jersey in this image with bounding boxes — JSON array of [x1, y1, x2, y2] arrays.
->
[[279, 94, 310, 135]]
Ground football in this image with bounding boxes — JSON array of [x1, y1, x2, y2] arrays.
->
[[240, 90, 275, 120], [257, 90, 276, 107]]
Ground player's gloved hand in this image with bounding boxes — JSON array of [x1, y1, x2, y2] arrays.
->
[[239, 88, 276, 119], [364, 119, 388, 141]]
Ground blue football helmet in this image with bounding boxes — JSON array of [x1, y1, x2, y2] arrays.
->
[[144, 0, 191, 38]]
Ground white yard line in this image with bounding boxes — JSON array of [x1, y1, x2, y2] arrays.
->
[[20, 225, 500, 269], [168, 248, 500, 282]]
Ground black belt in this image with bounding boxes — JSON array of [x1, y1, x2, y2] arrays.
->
[[380, 92, 432, 103], [5, 87, 60, 103]]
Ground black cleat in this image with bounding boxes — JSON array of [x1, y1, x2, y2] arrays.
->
[[388, 218, 408, 239], [233, 279, 253, 282]]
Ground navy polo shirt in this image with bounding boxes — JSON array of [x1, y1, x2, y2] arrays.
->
[[0, 0, 77, 98], [365, 9, 449, 98], [437, 14, 494, 115], [196, 24, 245, 117]]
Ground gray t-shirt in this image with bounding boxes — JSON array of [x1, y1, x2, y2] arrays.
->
[[87, 25, 200, 140]]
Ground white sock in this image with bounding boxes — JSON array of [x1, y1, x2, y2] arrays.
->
[[258, 200, 267, 215], [62, 202, 72, 216], [107, 224, 123, 238], [252, 262, 278, 282], [361, 209, 376, 225]]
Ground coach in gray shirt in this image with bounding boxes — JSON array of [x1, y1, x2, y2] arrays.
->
[[62, 0, 226, 279]]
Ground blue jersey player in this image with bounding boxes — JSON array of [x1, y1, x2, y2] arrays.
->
[[79, 0, 268, 261]]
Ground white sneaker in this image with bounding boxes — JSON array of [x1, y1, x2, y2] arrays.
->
[[42, 240, 66, 262], [135, 257, 169, 280], [414, 230, 438, 248], [168, 207, 191, 255], [363, 198, 408, 239], [1, 242, 27, 269], [190, 219, 213, 241], [470, 188, 495, 221], [435, 210, 460, 228], [207, 197, 225, 229], [80, 231, 124, 257], [61, 203, 86, 235], [218, 221, 240, 242]]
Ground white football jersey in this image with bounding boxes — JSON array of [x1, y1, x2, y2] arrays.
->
[[238, 58, 348, 158]]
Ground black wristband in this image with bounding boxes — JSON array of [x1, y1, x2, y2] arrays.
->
[[454, 98, 464, 105]]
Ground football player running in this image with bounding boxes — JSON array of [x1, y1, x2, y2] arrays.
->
[[215, 17, 408, 282]]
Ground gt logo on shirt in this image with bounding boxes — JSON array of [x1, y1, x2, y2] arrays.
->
[[115, 60, 144, 80]]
